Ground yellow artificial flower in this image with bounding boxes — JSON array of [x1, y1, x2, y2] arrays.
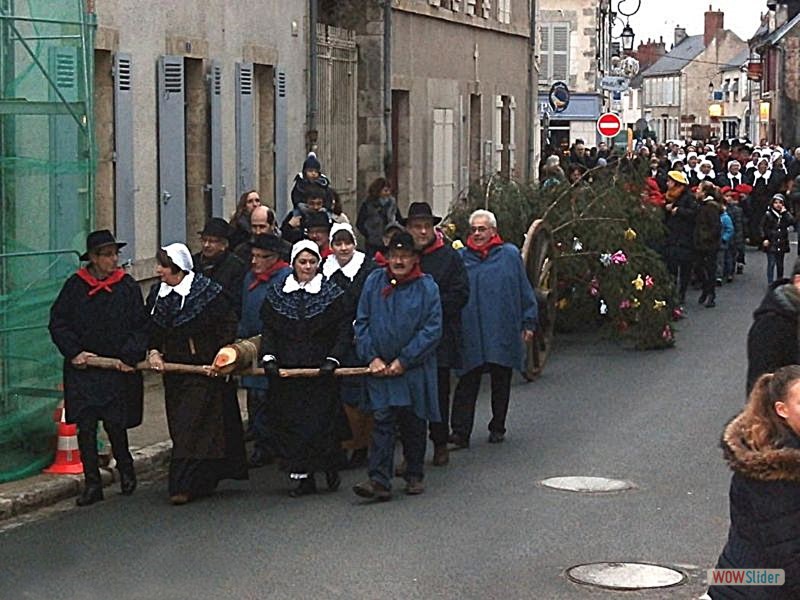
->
[[631, 274, 644, 291], [653, 299, 666, 311], [556, 298, 569, 310], [624, 228, 637, 241], [445, 223, 457, 236], [451, 239, 464, 250]]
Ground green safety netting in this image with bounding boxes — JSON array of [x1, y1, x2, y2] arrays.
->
[[0, 0, 95, 482]]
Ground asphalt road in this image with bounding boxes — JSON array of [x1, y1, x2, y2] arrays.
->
[[0, 249, 777, 600]]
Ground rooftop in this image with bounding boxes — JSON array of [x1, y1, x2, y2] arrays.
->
[[641, 35, 705, 77]]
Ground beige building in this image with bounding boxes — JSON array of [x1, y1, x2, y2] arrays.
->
[[641, 7, 747, 142], [320, 0, 538, 217], [537, 0, 613, 148], [92, 1, 310, 277], [715, 49, 751, 140]]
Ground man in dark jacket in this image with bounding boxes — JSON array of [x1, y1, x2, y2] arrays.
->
[[193, 217, 247, 317], [49, 230, 148, 506], [746, 258, 800, 394], [403, 202, 470, 466], [663, 170, 697, 305], [694, 189, 722, 308]]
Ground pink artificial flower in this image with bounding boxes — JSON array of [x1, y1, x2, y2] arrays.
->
[[619, 299, 631, 309], [662, 324, 673, 341], [645, 275, 654, 288], [610, 250, 627, 265]]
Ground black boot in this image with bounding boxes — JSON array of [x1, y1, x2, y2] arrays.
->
[[118, 463, 137, 496], [77, 470, 104, 507], [698, 292, 707, 304], [325, 470, 341, 492], [288, 474, 317, 498], [705, 294, 716, 308]]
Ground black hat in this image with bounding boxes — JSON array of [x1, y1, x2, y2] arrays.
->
[[80, 229, 126, 261], [250, 234, 285, 255], [198, 217, 232, 240], [386, 231, 420, 255], [303, 211, 332, 231], [399, 202, 442, 226], [303, 152, 321, 173]]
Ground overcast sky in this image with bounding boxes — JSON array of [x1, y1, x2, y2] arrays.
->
[[626, 1, 765, 48]]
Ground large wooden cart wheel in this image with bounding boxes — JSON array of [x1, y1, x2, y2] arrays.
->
[[520, 219, 557, 380]]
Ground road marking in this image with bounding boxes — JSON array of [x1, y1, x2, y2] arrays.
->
[[539, 476, 635, 493], [567, 562, 686, 590]]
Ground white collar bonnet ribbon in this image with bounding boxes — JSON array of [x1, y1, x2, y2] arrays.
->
[[153, 243, 195, 312], [283, 272, 323, 294], [322, 250, 365, 280]]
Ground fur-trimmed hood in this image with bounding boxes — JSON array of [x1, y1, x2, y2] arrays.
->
[[721, 412, 800, 482]]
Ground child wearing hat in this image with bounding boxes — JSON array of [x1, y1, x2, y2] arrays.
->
[[290, 152, 333, 215]]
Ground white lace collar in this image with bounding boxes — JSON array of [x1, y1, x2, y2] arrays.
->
[[322, 251, 365, 281], [753, 170, 772, 182], [282, 272, 323, 294], [154, 271, 195, 311]]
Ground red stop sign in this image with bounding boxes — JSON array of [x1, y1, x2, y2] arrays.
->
[[597, 112, 623, 138]]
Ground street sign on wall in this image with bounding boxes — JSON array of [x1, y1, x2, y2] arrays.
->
[[597, 112, 623, 138]]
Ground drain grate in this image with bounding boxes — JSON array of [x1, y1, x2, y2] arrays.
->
[[567, 562, 686, 590], [540, 476, 635, 493]]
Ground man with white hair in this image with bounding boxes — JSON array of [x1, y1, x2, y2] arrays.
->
[[449, 210, 538, 447]]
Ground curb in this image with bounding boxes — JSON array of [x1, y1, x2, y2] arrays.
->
[[0, 440, 172, 523]]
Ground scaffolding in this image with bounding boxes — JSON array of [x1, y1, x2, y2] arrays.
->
[[0, 0, 95, 482]]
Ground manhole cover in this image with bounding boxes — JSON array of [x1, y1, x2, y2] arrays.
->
[[567, 562, 686, 590], [540, 476, 635, 493]]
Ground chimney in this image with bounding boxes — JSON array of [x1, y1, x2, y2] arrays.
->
[[636, 38, 667, 71], [704, 5, 724, 47], [674, 25, 687, 47]]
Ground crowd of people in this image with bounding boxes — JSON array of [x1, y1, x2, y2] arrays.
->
[[49, 151, 538, 507]]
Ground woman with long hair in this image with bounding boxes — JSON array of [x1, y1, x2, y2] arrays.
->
[[707, 365, 800, 599], [356, 177, 400, 258], [229, 190, 261, 249]]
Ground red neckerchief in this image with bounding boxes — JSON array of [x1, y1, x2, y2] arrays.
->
[[76, 267, 127, 296], [373, 251, 388, 267], [381, 263, 424, 298], [466, 234, 504, 260], [422, 231, 445, 255], [248, 260, 289, 290], [320, 246, 334, 259]]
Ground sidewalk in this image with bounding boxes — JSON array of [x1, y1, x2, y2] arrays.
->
[[0, 373, 247, 523]]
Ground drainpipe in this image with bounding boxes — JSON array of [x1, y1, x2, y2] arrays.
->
[[526, 0, 536, 182], [308, 0, 318, 151], [383, 0, 392, 177]]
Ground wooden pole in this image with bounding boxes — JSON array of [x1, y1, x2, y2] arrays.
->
[[84, 356, 370, 378]]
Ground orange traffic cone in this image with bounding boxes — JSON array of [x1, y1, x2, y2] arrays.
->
[[43, 403, 83, 475]]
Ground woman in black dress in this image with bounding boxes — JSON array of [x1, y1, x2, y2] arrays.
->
[[260, 240, 351, 496], [146, 243, 247, 504]]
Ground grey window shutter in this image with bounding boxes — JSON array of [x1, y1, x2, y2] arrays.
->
[[209, 60, 224, 217], [48, 46, 81, 251], [157, 55, 186, 244], [113, 52, 135, 262], [552, 25, 569, 82], [274, 69, 289, 219], [235, 62, 255, 201]]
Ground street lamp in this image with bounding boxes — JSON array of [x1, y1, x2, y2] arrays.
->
[[621, 23, 635, 52]]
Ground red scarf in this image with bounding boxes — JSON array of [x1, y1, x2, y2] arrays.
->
[[76, 267, 127, 296], [320, 246, 334, 259], [373, 251, 388, 267], [248, 260, 289, 290], [422, 231, 445, 255], [381, 263, 424, 298], [466, 234, 504, 260]]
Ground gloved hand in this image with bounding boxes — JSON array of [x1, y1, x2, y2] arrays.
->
[[319, 357, 339, 377], [262, 357, 279, 378]]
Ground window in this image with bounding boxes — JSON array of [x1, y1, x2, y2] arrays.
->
[[465, 0, 476, 15], [540, 23, 569, 83], [432, 108, 455, 216], [497, 0, 510, 23], [481, 0, 491, 18]]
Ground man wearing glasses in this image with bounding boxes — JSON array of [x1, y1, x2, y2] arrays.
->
[[193, 217, 247, 317], [449, 210, 537, 448]]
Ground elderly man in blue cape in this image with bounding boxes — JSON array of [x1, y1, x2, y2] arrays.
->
[[450, 209, 537, 447], [352, 231, 442, 500]]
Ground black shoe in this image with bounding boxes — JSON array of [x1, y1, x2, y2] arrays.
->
[[119, 466, 137, 496], [346, 448, 368, 469], [736, 264, 744, 274], [715, 278, 723, 287], [76, 484, 104, 507], [705, 297, 716, 308], [698, 293, 708, 304], [448, 433, 470, 450], [288, 476, 317, 498], [726, 276, 734, 283], [325, 470, 341, 492], [488, 431, 505, 444]]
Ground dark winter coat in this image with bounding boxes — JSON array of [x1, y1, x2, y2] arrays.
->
[[420, 237, 470, 369], [746, 282, 800, 394], [760, 209, 796, 254], [727, 203, 745, 249], [260, 273, 351, 473], [708, 415, 800, 599], [716, 173, 748, 189], [664, 189, 698, 262], [49, 272, 147, 427], [747, 173, 782, 243], [192, 251, 247, 318], [694, 198, 722, 254], [290, 173, 333, 210], [356, 196, 400, 254]]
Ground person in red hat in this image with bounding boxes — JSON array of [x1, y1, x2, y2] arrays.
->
[[49, 230, 148, 506]]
